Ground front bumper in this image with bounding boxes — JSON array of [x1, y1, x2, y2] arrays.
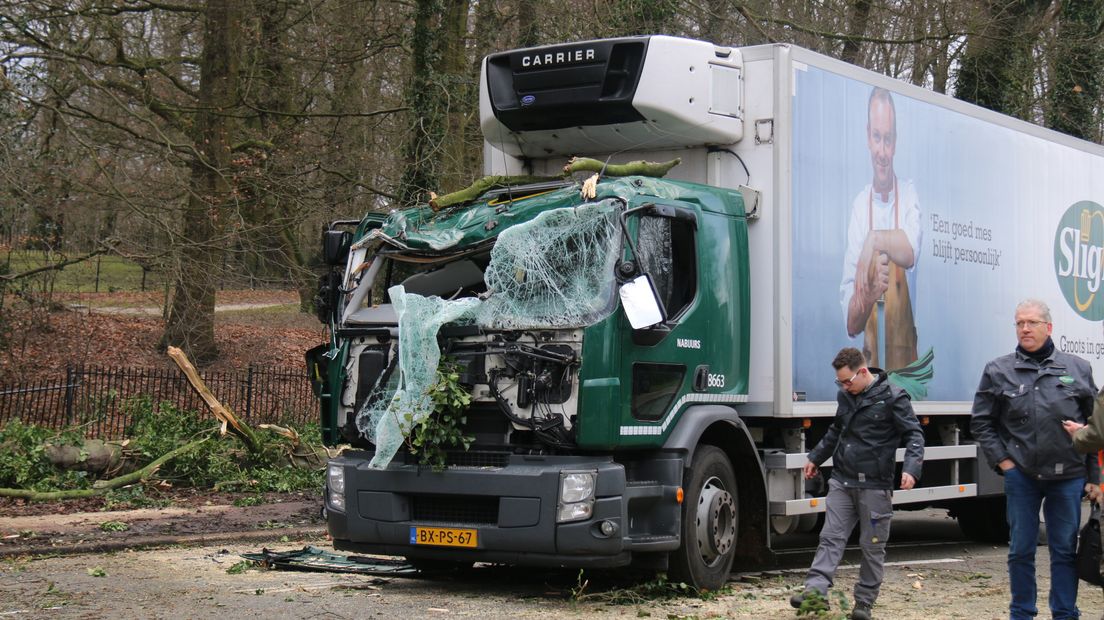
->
[[327, 451, 634, 567]]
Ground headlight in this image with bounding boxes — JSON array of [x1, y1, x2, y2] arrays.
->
[[328, 463, 346, 512], [558, 471, 596, 523], [560, 471, 596, 503], [329, 491, 346, 512], [558, 501, 593, 522], [328, 463, 345, 493]]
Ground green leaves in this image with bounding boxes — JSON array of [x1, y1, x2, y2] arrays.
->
[[0, 400, 324, 494], [406, 363, 475, 471], [98, 521, 129, 532], [0, 419, 88, 491]]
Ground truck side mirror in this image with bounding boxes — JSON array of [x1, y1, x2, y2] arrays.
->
[[323, 230, 352, 266], [619, 274, 665, 329]]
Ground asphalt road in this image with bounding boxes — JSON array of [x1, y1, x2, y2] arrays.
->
[[2, 504, 1101, 619]]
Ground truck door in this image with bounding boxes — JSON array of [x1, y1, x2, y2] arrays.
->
[[617, 201, 719, 443]]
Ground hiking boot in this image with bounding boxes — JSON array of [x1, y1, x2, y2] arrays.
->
[[851, 601, 873, 620], [790, 589, 829, 611]]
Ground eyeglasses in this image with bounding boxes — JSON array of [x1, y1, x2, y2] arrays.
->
[[835, 369, 861, 387], [1014, 319, 1047, 329]]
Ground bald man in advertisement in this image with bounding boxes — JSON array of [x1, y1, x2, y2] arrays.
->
[[840, 87, 922, 374]]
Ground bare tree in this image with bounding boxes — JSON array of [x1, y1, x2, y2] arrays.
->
[[161, 0, 243, 363]]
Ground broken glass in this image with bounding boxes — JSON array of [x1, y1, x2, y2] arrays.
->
[[355, 200, 622, 467]]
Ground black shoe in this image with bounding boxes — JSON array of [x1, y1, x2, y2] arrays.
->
[[851, 601, 873, 620], [790, 589, 829, 611], [789, 591, 805, 609]]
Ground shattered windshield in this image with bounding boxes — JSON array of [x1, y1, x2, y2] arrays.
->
[[476, 199, 621, 329], [354, 200, 623, 466]]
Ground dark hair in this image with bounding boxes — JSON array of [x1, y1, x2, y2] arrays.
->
[[832, 347, 866, 372]]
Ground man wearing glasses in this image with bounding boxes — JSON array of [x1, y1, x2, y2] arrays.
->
[[791, 347, 924, 620], [971, 299, 1098, 620]]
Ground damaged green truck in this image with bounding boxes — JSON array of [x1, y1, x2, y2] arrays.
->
[[307, 36, 1104, 589]]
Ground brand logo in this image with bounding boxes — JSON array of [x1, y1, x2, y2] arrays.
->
[[676, 338, 701, 349], [521, 95, 536, 106], [1054, 200, 1104, 319], [519, 48, 596, 69]]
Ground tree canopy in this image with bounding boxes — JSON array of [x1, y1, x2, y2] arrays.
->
[[1, 0, 1100, 361]]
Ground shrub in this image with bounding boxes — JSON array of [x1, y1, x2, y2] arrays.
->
[[0, 419, 89, 491], [0, 397, 324, 493]]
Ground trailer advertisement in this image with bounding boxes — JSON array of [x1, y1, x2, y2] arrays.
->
[[790, 64, 1104, 403]]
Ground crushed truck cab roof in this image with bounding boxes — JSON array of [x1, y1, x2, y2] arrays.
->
[[362, 175, 747, 257]]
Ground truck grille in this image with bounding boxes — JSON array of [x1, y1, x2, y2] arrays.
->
[[411, 495, 498, 525], [402, 450, 510, 468]]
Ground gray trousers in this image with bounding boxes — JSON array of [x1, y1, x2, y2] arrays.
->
[[804, 478, 895, 605]]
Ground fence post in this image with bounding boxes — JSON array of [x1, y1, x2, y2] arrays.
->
[[245, 364, 254, 422], [64, 364, 76, 425]]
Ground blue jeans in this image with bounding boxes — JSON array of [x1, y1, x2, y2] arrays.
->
[[1004, 466, 1085, 620]]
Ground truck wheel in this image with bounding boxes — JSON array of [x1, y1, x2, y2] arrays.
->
[[954, 497, 1009, 543], [668, 445, 737, 591]]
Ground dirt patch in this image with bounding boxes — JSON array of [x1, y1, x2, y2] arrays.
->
[[0, 489, 325, 558], [1, 538, 1095, 619], [0, 289, 325, 380]]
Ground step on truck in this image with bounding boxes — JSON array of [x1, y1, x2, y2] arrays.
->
[[307, 36, 1104, 590]]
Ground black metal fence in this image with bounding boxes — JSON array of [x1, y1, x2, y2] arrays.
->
[[0, 365, 317, 438]]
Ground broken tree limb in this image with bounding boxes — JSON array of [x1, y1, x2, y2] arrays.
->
[[429, 174, 558, 211], [45, 439, 132, 476], [259, 424, 331, 468], [167, 346, 261, 453], [580, 174, 599, 200], [0, 435, 211, 501], [563, 157, 681, 177]]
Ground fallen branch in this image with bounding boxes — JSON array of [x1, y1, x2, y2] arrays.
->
[[563, 157, 681, 177], [45, 439, 133, 476], [427, 158, 681, 212], [0, 435, 210, 501], [167, 346, 261, 453], [259, 424, 331, 468], [429, 174, 557, 211]]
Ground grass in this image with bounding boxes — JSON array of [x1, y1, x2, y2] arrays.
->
[[3, 250, 164, 293]]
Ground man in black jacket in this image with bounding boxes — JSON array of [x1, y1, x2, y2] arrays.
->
[[791, 347, 924, 620], [971, 298, 1097, 620]]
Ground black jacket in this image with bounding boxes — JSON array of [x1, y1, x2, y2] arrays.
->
[[971, 348, 1098, 481], [808, 369, 925, 489]]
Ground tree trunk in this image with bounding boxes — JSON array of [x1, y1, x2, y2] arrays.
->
[[516, 0, 539, 47], [251, 0, 316, 312], [606, 0, 678, 38], [398, 0, 442, 207], [839, 0, 873, 65], [953, 0, 1053, 119], [439, 0, 476, 195], [161, 0, 242, 364], [1045, 0, 1103, 141]]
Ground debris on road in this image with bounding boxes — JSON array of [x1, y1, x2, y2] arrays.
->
[[241, 545, 420, 577]]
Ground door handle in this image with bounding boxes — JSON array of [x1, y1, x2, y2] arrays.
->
[[693, 365, 710, 392]]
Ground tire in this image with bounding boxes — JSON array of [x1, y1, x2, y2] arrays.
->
[[667, 445, 738, 591], [954, 497, 1010, 543]]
